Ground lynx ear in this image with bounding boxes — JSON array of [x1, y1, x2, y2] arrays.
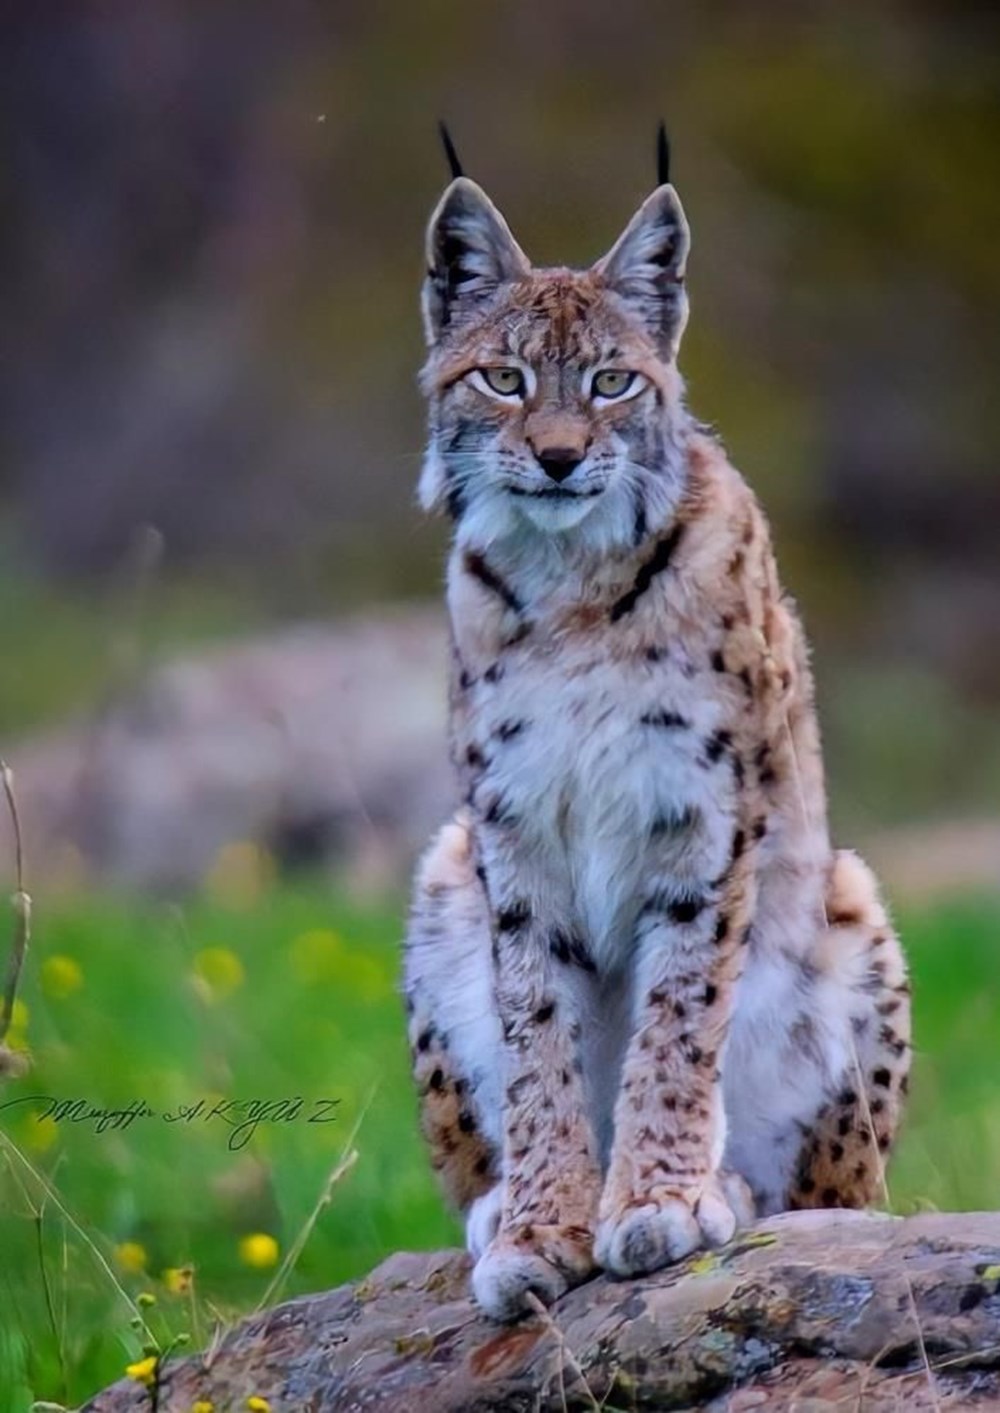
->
[[594, 185, 690, 359], [423, 178, 530, 344]]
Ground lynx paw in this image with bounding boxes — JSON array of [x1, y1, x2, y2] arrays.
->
[[471, 1224, 594, 1322], [595, 1179, 738, 1278]]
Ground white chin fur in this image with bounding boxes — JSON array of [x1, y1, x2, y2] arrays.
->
[[514, 493, 605, 532]]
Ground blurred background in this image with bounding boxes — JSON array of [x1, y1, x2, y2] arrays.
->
[[0, 0, 998, 895], [0, 3, 997, 1406]]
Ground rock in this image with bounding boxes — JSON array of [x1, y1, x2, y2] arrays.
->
[[83, 1209, 1000, 1411], [1, 609, 453, 895]]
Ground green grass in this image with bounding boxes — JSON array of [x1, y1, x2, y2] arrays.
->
[[0, 882, 997, 1410]]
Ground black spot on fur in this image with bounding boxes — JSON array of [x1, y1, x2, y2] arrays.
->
[[632, 487, 648, 546], [830, 906, 864, 928], [503, 619, 533, 648], [483, 795, 517, 827], [640, 709, 690, 730], [652, 805, 694, 837], [711, 650, 726, 672], [458, 1110, 476, 1133], [484, 661, 504, 684], [872, 1067, 892, 1088], [645, 645, 667, 663], [610, 524, 686, 621], [429, 1068, 445, 1092], [668, 896, 706, 924], [446, 481, 467, 522], [463, 549, 523, 615], [416, 1029, 434, 1053], [495, 719, 526, 742], [534, 1000, 556, 1024], [704, 983, 718, 1006], [496, 901, 531, 933], [714, 914, 730, 944], [549, 928, 596, 973], [703, 729, 733, 764]]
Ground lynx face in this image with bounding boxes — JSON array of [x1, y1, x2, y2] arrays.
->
[[419, 179, 693, 551]]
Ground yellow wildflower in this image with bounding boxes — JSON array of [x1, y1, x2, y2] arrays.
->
[[239, 1232, 279, 1269], [41, 955, 83, 999], [246, 1399, 271, 1412], [125, 1355, 157, 1386], [115, 1241, 148, 1274], [192, 1403, 215, 1413], [192, 947, 245, 1001], [162, 1264, 194, 1294]]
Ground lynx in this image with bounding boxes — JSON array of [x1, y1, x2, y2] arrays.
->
[[403, 143, 911, 1322]]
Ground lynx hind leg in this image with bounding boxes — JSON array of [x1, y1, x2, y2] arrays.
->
[[404, 812, 503, 1226], [788, 849, 911, 1210]]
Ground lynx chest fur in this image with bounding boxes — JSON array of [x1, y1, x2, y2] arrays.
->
[[404, 157, 911, 1322], [447, 456, 761, 977]]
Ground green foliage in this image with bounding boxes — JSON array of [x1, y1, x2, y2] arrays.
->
[[0, 884, 997, 1410]]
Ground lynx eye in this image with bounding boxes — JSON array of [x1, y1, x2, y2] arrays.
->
[[481, 367, 525, 397], [592, 370, 636, 400]]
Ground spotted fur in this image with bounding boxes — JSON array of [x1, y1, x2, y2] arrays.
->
[[403, 174, 910, 1321]]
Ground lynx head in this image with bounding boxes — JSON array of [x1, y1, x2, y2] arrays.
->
[[419, 171, 692, 551]]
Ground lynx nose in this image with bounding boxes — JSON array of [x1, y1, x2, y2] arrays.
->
[[537, 448, 583, 484]]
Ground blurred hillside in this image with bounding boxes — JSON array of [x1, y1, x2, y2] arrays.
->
[[0, 1, 998, 842]]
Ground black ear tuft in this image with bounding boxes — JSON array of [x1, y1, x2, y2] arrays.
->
[[439, 121, 464, 181], [422, 179, 530, 344], [594, 185, 691, 358], [656, 121, 671, 187]]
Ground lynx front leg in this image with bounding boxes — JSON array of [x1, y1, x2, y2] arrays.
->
[[471, 832, 603, 1321], [596, 839, 755, 1277]]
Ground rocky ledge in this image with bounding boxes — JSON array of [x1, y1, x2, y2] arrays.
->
[[84, 1209, 1000, 1411]]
